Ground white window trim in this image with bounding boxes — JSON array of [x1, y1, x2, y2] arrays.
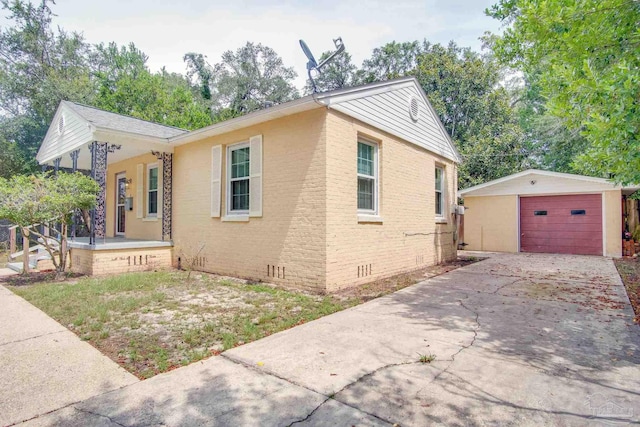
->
[[226, 141, 250, 216], [146, 163, 159, 218], [357, 139, 379, 215], [435, 165, 446, 222]]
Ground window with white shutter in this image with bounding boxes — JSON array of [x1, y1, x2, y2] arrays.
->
[[211, 145, 222, 217]]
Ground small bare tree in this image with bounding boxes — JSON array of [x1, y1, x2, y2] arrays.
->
[[177, 241, 206, 280]]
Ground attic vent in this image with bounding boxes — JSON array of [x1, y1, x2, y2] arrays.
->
[[409, 96, 420, 121], [57, 115, 65, 135]]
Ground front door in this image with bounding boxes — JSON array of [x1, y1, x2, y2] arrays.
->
[[116, 173, 126, 236]]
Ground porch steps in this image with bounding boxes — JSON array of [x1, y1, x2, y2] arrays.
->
[[7, 249, 53, 273]]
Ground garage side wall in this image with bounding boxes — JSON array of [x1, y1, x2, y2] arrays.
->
[[462, 195, 518, 252], [604, 190, 622, 257]]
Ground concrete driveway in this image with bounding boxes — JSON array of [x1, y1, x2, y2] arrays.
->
[[13, 253, 640, 426]]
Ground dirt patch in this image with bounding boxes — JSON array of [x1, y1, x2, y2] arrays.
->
[[614, 258, 640, 323], [0, 270, 83, 286], [334, 256, 482, 301]]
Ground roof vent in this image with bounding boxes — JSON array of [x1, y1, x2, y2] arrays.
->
[[409, 96, 420, 122], [57, 115, 65, 136]]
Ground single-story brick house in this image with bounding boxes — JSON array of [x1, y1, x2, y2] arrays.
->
[[36, 77, 461, 292], [460, 169, 640, 257]]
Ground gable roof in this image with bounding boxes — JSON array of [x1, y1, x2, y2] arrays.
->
[[169, 77, 461, 163], [37, 77, 460, 167], [64, 101, 187, 139], [459, 169, 639, 197]]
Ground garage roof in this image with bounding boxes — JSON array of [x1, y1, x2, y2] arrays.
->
[[460, 169, 640, 197]]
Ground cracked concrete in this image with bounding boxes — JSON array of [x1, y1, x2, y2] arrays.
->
[[9, 252, 640, 426]]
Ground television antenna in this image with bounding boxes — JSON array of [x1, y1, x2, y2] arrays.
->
[[299, 37, 345, 93]]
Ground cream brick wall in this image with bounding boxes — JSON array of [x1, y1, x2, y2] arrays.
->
[[324, 110, 458, 291], [604, 190, 622, 257], [172, 109, 328, 292], [106, 153, 163, 240], [462, 195, 519, 252], [70, 247, 172, 275]]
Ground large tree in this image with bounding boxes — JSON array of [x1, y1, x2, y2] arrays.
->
[[487, 0, 640, 184], [0, 0, 93, 175], [303, 50, 357, 94], [93, 43, 212, 130], [187, 42, 299, 121], [414, 42, 530, 188]]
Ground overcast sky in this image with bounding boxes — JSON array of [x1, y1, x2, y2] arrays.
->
[[40, 0, 502, 89]]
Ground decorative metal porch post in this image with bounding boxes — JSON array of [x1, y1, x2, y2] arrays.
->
[[70, 149, 81, 239], [53, 157, 62, 173], [89, 142, 121, 244], [89, 142, 108, 245], [152, 151, 173, 241]]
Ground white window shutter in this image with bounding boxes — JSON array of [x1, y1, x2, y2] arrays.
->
[[249, 134, 263, 217], [136, 164, 143, 218], [211, 145, 222, 218]]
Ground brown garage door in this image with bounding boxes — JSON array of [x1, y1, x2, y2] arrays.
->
[[520, 194, 602, 255]]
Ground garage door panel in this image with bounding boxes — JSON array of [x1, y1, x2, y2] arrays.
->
[[520, 194, 602, 255]]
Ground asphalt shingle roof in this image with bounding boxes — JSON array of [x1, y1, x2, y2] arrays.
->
[[65, 101, 188, 139]]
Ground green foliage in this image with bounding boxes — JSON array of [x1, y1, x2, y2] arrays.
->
[[487, 0, 640, 184], [304, 50, 358, 94], [208, 42, 299, 116], [92, 43, 212, 130], [0, 172, 98, 225], [358, 41, 422, 83], [0, 172, 99, 274], [414, 42, 532, 187]]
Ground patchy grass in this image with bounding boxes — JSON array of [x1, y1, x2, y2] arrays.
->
[[9, 271, 358, 378], [0, 248, 8, 268], [6, 257, 480, 379], [418, 353, 436, 364], [614, 258, 640, 324]]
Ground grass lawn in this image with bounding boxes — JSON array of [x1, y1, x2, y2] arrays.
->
[[6, 257, 479, 379], [614, 258, 640, 324], [0, 246, 8, 268]]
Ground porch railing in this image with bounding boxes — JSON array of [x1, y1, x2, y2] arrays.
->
[[8, 223, 62, 273]]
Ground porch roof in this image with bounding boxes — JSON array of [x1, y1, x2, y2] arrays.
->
[[36, 101, 186, 170]]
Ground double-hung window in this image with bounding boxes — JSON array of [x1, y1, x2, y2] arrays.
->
[[228, 143, 250, 214], [147, 164, 158, 217], [357, 140, 378, 213], [435, 166, 444, 218]]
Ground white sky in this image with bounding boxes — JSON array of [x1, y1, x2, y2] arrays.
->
[[18, 0, 503, 89]]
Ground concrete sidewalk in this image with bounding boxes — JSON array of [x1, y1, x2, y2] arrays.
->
[[0, 281, 138, 426], [9, 254, 640, 426]]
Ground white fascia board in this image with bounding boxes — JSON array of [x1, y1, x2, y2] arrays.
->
[[459, 169, 619, 196]]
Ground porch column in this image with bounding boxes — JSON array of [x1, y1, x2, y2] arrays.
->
[[70, 149, 80, 172], [70, 149, 81, 239], [53, 157, 62, 173], [152, 151, 173, 241], [89, 142, 108, 245]]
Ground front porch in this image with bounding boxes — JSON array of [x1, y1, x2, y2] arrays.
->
[[68, 237, 173, 276]]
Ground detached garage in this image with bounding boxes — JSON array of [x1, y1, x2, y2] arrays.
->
[[459, 170, 640, 257]]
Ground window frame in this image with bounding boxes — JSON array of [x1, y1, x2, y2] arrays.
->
[[435, 165, 445, 220], [357, 139, 379, 215], [146, 163, 159, 217], [226, 141, 251, 216]]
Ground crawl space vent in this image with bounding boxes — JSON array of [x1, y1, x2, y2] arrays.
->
[[409, 96, 420, 121], [57, 115, 65, 135]]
